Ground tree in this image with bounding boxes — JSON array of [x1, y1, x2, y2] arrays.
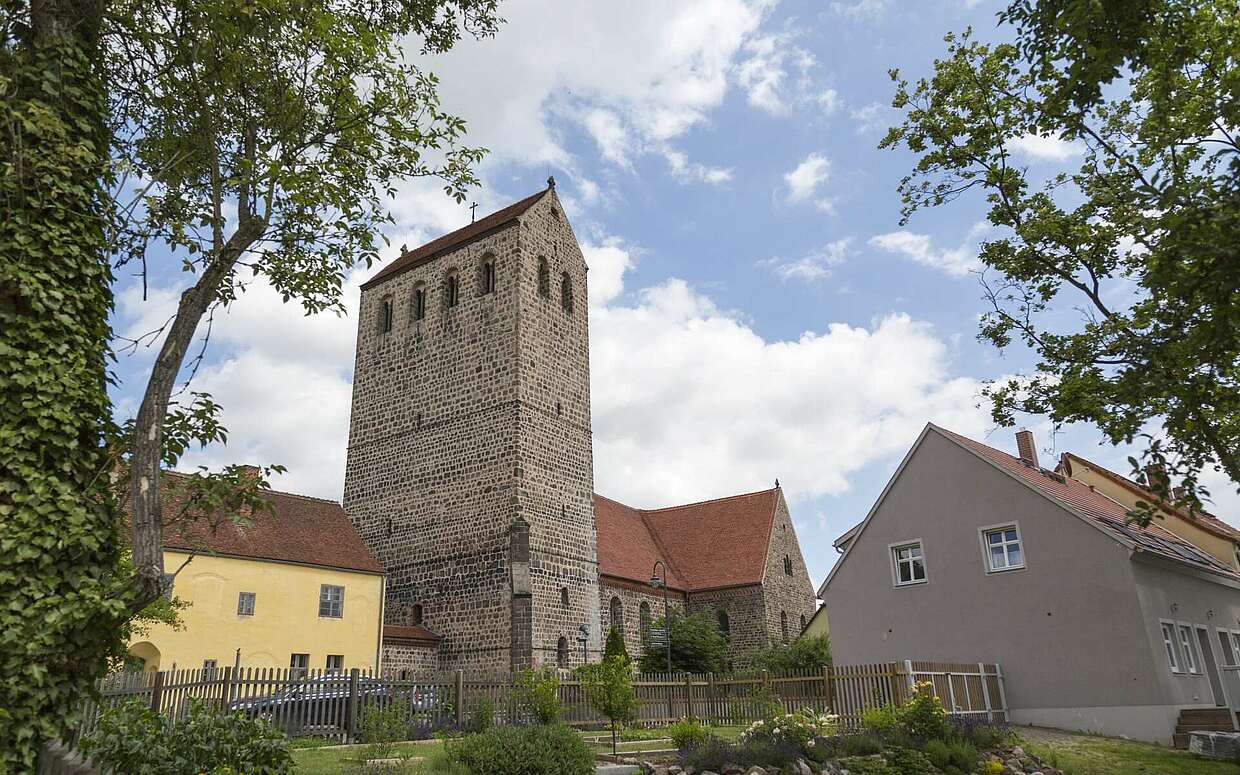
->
[[576, 656, 637, 757], [638, 613, 727, 674], [1, 0, 499, 767], [881, 0, 1239, 522], [751, 635, 832, 673], [603, 626, 630, 665]]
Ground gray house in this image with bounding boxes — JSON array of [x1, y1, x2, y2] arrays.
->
[[820, 424, 1240, 744]]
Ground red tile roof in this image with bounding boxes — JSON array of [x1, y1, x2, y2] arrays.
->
[[1058, 452, 1240, 542], [361, 188, 549, 290], [595, 489, 780, 591], [382, 624, 443, 644], [934, 426, 1238, 579], [159, 472, 383, 574]]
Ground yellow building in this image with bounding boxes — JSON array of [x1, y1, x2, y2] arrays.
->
[[128, 471, 386, 674], [1057, 452, 1240, 570]]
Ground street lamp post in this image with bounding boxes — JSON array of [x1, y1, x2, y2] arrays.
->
[[650, 560, 671, 673]]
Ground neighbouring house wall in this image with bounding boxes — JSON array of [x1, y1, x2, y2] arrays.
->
[[822, 430, 1171, 740], [802, 605, 829, 640], [128, 551, 383, 673], [381, 642, 441, 679], [1069, 463, 1238, 570], [1131, 557, 1240, 708]]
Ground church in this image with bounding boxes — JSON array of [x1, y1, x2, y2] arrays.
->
[[343, 180, 817, 675]]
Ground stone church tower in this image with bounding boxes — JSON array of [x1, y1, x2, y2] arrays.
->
[[343, 180, 602, 672]]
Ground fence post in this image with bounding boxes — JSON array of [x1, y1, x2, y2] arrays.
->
[[977, 662, 993, 722], [707, 672, 717, 725], [823, 664, 834, 714], [149, 671, 165, 714], [346, 668, 360, 743], [992, 663, 1009, 723], [684, 674, 693, 720], [218, 666, 233, 712], [667, 674, 675, 723], [454, 669, 465, 727], [902, 660, 915, 696]]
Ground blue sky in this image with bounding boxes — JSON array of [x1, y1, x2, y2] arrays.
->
[[108, 0, 1239, 589]]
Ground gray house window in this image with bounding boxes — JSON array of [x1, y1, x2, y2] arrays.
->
[[319, 584, 344, 618], [1161, 621, 1182, 672], [891, 541, 926, 586], [237, 591, 256, 616], [982, 524, 1024, 572]]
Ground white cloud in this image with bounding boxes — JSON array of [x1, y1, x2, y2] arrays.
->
[[580, 108, 631, 167], [736, 31, 817, 115], [763, 238, 852, 281], [663, 148, 734, 184], [850, 101, 896, 135], [816, 88, 842, 115], [830, 0, 890, 20], [868, 222, 991, 277], [1006, 132, 1084, 162], [782, 152, 835, 212]]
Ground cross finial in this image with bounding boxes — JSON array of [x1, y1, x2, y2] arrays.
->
[[469, 202, 478, 223], [547, 175, 556, 189], [775, 478, 780, 489]]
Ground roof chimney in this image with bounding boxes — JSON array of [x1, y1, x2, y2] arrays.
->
[[1144, 463, 1169, 495], [1015, 429, 1038, 468]]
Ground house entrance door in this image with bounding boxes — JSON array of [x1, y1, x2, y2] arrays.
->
[[1199, 626, 1226, 707]]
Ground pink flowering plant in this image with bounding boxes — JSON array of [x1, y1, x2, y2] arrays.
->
[[741, 708, 839, 752]]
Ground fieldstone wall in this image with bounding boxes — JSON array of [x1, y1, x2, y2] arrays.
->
[[758, 490, 818, 644], [687, 584, 770, 667], [599, 577, 686, 663], [343, 186, 601, 675], [381, 642, 440, 679]]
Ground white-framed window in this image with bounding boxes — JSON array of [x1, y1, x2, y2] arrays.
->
[[325, 654, 343, 673], [319, 584, 344, 618], [890, 540, 927, 586], [290, 653, 309, 678], [980, 523, 1025, 572], [237, 591, 256, 616], [1178, 623, 1201, 674], [202, 659, 217, 678], [1160, 621, 1182, 673], [1232, 632, 1240, 666]]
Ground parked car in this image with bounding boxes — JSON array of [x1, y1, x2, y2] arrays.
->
[[229, 675, 389, 732]]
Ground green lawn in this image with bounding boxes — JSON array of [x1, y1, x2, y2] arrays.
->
[[582, 725, 746, 755], [1018, 728, 1239, 775], [292, 740, 444, 775]]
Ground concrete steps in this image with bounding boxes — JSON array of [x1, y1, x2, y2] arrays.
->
[[1173, 708, 1233, 749]]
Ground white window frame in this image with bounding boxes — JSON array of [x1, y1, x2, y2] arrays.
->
[[889, 539, 928, 587], [978, 521, 1026, 574], [237, 591, 256, 617], [319, 584, 344, 619], [1160, 620, 1183, 673], [1177, 622, 1201, 675], [1213, 628, 1239, 666], [325, 654, 344, 673]]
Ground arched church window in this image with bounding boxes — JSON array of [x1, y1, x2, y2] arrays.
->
[[479, 257, 496, 295], [445, 271, 459, 308], [717, 609, 730, 640], [780, 610, 788, 643], [639, 602, 652, 642], [557, 636, 568, 668], [377, 297, 393, 333], [784, 555, 793, 576], [800, 613, 806, 632], [609, 596, 624, 635], [410, 603, 423, 626], [537, 257, 550, 298], [560, 272, 574, 313], [412, 285, 426, 321], [560, 587, 570, 608]]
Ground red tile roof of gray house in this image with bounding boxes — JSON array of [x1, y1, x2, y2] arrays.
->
[[934, 425, 1238, 580], [158, 471, 383, 574], [361, 187, 549, 290], [594, 488, 780, 592], [1056, 451, 1240, 543]]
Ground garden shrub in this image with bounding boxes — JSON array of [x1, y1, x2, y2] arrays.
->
[[981, 759, 1004, 775], [883, 746, 937, 775], [896, 682, 948, 740], [668, 716, 709, 749], [680, 737, 805, 772], [742, 708, 839, 753], [949, 716, 1010, 748], [750, 635, 832, 672], [468, 694, 495, 734], [509, 667, 563, 724], [360, 702, 408, 758], [922, 738, 951, 769], [945, 738, 978, 769], [860, 704, 899, 735], [448, 724, 593, 775], [833, 733, 884, 756], [80, 699, 292, 775], [603, 626, 630, 664]]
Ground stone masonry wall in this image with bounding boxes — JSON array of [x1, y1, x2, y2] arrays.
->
[[759, 490, 818, 645], [686, 585, 770, 668], [381, 642, 440, 680], [599, 577, 686, 664]]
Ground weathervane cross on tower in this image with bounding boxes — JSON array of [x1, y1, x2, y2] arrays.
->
[[469, 202, 478, 223]]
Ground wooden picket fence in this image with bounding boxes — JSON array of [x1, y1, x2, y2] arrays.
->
[[71, 659, 1006, 744]]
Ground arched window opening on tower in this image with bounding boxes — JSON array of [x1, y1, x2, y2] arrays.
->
[[560, 273, 574, 313], [560, 587, 570, 607], [800, 613, 807, 631], [784, 555, 793, 576], [537, 257, 550, 298], [378, 297, 393, 333], [411, 603, 424, 626], [609, 596, 624, 635], [480, 257, 496, 295], [780, 610, 788, 643], [445, 271, 460, 308], [639, 602, 652, 642], [717, 609, 730, 640], [557, 636, 568, 668], [412, 285, 426, 321]]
